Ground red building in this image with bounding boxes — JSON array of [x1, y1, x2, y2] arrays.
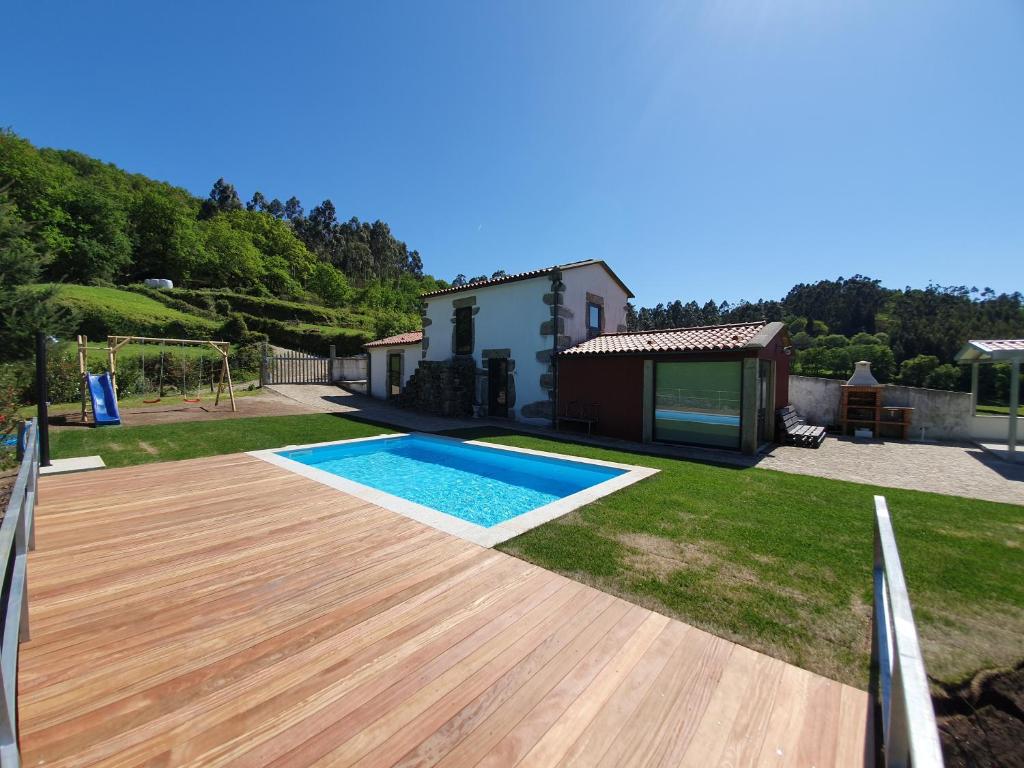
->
[[556, 322, 791, 454]]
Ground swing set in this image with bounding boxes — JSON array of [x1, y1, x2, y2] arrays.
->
[[76, 335, 236, 424]]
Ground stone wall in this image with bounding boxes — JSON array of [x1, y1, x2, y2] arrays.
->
[[789, 375, 974, 441], [399, 356, 475, 418]]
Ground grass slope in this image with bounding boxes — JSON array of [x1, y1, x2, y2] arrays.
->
[[43, 283, 374, 355], [48, 416, 1022, 689], [41, 284, 221, 338]]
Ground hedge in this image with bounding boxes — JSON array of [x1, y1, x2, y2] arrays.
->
[[168, 288, 345, 326], [242, 316, 372, 356]]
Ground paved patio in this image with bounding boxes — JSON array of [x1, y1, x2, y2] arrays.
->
[[269, 385, 1024, 506], [24, 455, 872, 766]]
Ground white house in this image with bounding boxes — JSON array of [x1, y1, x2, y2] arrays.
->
[[365, 331, 423, 401], [365, 259, 634, 425]]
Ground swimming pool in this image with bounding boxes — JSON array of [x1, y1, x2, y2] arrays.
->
[[253, 434, 656, 547], [654, 409, 740, 426]]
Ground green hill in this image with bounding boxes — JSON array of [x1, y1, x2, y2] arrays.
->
[[42, 284, 373, 356], [0, 129, 446, 362]]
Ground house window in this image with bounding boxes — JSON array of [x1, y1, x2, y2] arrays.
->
[[454, 306, 473, 354], [586, 302, 603, 338]]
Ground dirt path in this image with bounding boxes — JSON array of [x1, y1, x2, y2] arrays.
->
[[48, 388, 318, 430]]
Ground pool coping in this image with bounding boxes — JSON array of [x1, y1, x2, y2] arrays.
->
[[248, 432, 659, 548]]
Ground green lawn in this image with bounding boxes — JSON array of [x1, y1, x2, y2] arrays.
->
[[47, 416, 1022, 689], [470, 432, 1022, 689], [977, 404, 1024, 416], [50, 413, 393, 468]]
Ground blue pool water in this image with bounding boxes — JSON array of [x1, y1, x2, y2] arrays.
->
[[278, 435, 626, 528], [655, 409, 740, 426]]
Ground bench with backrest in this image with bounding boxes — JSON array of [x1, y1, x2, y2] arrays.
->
[[777, 405, 826, 448], [557, 400, 599, 436]]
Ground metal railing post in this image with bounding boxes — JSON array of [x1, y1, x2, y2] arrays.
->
[[871, 495, 944, 767]]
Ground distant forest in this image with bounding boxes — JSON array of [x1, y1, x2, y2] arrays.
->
[[627, 276, 1024, 399]]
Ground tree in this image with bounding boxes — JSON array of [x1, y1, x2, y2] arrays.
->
[[129, 190, 202, 283], [284, 196, 303, 220], [308, 262, 351, 307], [199, 178, 243, 219], [246, 191, 267, 212], [0, 187, 74, 360], [896, 355, 941, 388]]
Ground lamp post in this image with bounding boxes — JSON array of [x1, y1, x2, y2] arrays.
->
[[35, 331, 51, 467]]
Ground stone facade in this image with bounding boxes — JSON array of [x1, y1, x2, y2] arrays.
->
[[399, 357, 476, 418]]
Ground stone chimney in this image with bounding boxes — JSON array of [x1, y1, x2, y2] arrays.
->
[[847, 360, 880, 387]]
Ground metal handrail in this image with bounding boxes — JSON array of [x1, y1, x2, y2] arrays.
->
[[0, 419, 38, 768], [872, 495, 944, 767]]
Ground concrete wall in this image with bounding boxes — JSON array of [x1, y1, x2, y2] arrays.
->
[[970, 413, 1023, 442], [368, 344, 420, 400], [788, 375, 978, 441], [331, 355, 367, 383]]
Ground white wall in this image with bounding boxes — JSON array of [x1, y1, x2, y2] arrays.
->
[[368, 344, 420, 399], [560, 263, 630, 345], [970, 414, 1023, 442], [331, 355, 367, 382], [788, 375, 977, 441], [423, 276, 552, 423]]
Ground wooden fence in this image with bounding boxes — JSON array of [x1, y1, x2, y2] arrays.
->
[[872, 495, 944, 767], [261, 347, 334, 386], [0, 419, 38, 767]]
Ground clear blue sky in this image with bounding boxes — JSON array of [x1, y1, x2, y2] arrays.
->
[[4, 1, 1022, 306]]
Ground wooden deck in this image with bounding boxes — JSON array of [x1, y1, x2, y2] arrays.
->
[[22, 453, 872, 766]]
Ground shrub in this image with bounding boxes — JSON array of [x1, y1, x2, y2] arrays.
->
[[218, 313, 249, 343], [169, 288, 343, 326], [242, 315, 371, 356], [924, 364, 961, 391], [896, 354, 941, 388]]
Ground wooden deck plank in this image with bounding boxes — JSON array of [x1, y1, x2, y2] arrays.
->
[[20, 452, 873, 767]]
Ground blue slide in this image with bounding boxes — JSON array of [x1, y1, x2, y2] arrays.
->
[[87, 372, 121, 426]]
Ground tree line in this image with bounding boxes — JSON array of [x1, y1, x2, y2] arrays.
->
[[628, 275, 1024, 398], [0, 129, 437, 303]]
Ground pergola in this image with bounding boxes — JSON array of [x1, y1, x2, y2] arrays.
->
[[955, 339, 1023, 462]]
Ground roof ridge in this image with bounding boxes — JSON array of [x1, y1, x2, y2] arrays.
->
[[604, 321, 765, 337]]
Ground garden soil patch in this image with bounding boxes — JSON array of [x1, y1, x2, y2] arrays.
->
[[935, 661, 1024, 767]]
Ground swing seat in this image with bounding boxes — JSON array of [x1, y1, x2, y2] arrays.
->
[[183, 397, 202, 403], [142, 398, 162, 404]]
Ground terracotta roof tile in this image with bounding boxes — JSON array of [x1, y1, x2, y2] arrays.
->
[[560, 322, 769, 356], [364, 331, 423, 348], [421, 259, 634, 299]]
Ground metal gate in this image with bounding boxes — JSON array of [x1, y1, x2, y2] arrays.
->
[[261, 351, 331, 385]]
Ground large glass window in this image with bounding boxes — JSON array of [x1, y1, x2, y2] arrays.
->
[[654, 361, 742, 449]]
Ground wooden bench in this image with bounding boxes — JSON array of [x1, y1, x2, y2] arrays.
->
[[777, 405, 826, 448], [557, 401, 599, 436]]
